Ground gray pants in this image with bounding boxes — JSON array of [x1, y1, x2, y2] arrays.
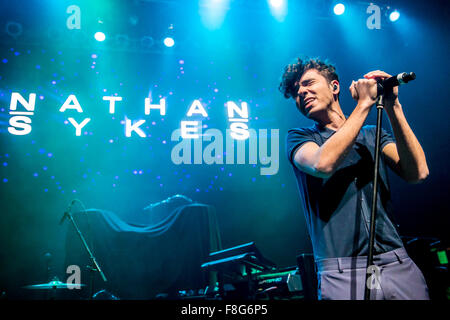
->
[[316, 247, 430, 300]]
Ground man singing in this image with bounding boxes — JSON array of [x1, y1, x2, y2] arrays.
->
[[280, 58, 429, 300]]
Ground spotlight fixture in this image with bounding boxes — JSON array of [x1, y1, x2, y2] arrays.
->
[[94, 31, 106, 42], [163, 37, 175, 47], [140, 36, 155, 49], [389, 10, 400, 22], [269, 0, 284, 9], [115, 34, 129, 47], [163, 24, 175, 47], [333, 3, 345, 15], [5, 21, 23, 38], [268, 0, 287, 22]]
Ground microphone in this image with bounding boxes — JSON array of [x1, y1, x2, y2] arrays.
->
[[59, 200, 76, 225], [377, 72, 416, 94]]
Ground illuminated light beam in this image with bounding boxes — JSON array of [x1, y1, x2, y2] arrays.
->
[[268, 0, 287, 22], [199, 0, 230, 30], [269, 0, 284, 9]]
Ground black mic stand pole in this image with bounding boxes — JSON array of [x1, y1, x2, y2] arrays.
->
[[62, 211, 107, 299], [364, 85, 385, 301], [363, 72, 416, 300]]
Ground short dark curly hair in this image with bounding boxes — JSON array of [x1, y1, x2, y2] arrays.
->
[[279, 57, 339, 99]]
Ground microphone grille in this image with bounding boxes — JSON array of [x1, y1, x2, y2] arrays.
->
[[404, 72, 416, 82]]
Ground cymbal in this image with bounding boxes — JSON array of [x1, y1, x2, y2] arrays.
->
[[23, 280, 86, 290]]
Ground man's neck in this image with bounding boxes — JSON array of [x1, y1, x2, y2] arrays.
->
[[318, 102, 346, 131]]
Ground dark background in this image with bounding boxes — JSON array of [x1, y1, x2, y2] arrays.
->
[[0, 0, 448, 298]]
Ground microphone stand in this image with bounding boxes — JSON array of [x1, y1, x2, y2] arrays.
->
[[62, 210, 107, 299], [364, 85, 385, 301], [362, 72, 416, 300]]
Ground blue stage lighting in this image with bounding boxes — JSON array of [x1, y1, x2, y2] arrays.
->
[[333, 3, 345, 15], [268, 0, 287, 22], [163, 37, 175, 47], [389, 10, 400, 22], [269, 0, 284, 8], [94, 32, 106, 42]]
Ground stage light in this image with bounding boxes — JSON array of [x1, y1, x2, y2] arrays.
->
[[268, 0, 287, 22], [163, 37, 175, 47], [5, 21, 23, 39], [199, 0, 230, 30], [94, 31, 106, 42], [140, 36, 155, 49], [115, 34, 130, 47], [333, 3, 345, 15], [389, 10, 400, 22], [269, 0, 284, 8]]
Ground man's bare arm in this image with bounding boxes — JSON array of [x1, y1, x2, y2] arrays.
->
[[293, 103, 371, 178], [364, 70, 429, 183], [293, 79, 377, 178], [382, 105, 429, 183]]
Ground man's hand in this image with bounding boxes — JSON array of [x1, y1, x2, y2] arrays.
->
[[363, 71, 429, 184], [364, 70, 399, 110], [349, 77, 378, 108]]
